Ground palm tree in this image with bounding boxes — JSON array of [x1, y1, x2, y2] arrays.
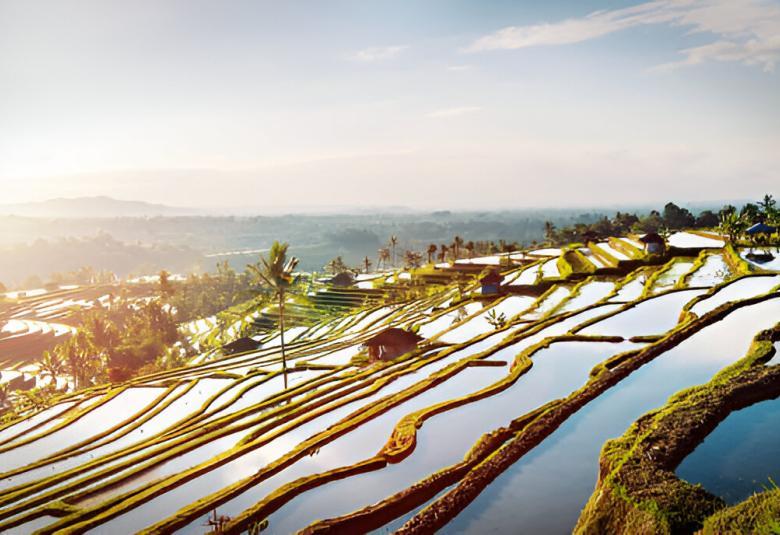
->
[[377, 247, 390, 270], [247, 242, 299, 388], [158, 270, 174, 298], [426, 244, 437, 264], [438, 244, 448, 263], [404, 250, 423, 268], [465, 241, 475, 259], [363, 256, 372, 273], [544, 221, 556, 243], [452, 236, 464, 259], [389, 236, 398, 267], [758, 194, 777, 222], [325, 256, 348, 274]]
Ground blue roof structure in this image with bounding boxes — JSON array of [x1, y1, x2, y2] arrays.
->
[[746, 222, 777, 235]]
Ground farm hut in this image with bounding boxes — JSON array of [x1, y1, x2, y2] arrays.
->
[[746, 222, 777, 236], [330, 272, 355, 287], [363, 328, 424, 361], [223, 337, 261, 355], [480, 269, 504, 295], [639, 232, 666, 254]]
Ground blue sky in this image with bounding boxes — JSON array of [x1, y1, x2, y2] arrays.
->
[[1, 0, 778, 210]]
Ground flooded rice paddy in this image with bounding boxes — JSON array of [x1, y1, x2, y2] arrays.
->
[[0, 258, 777, 534]]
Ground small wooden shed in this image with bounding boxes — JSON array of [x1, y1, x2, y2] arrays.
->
[[480, 269, 504, 295], [363, 328, 423, 361], [639, 232, 666, 254]]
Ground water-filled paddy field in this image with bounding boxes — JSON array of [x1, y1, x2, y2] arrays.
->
[[0, 252, 778, 534]]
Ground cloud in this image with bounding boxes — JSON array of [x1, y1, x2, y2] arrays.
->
[[426, 106, 482, 118], [351, 45, 409, 62], [466, 0, 780, 72]]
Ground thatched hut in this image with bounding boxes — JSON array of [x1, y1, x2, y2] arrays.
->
[[222, 337, 261, 355], [330, 272, 355, 287], [639, 232, 665, 254], [363, 328, 423, 361], [479, 269, 504, 295]]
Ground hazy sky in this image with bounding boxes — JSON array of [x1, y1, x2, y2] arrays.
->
[[1, 0, 778, 210]]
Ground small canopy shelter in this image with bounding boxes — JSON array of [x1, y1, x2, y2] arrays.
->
[[746, 222, 777, 235], [480, 269, 504, 295], [362, 328, 424, 361], [330, 272, 355, 287], [222, 336, 261, 355], [639, 232, 666, 254]]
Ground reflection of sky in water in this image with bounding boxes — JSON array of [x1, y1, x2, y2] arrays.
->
[[581, 289, 704, 337], [678, 396, 780, 504], [690, 275, 780, 316], [449, 296, 780, 534]]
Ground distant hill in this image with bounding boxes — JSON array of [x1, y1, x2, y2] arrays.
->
[[0, 196, 199, 218]]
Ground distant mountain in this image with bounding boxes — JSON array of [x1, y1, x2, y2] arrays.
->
[[0, 196, 200, 218]]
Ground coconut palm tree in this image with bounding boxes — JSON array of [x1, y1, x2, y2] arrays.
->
[[389, 236, 398, 267], [758, 194, 777, 223], [377, 247, 390, 270], [452, 236, 464, 259], [438, 244, 448, 263], [465, 241, 475, 259], [544, 221, 556, 243], [363, 256, 372, 273], [426, 244, 437, 264], [247, 241, 299, 388], [404, 250, 423, 268]]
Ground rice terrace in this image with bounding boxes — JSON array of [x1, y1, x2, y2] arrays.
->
[[1, 205, 780, 533], [3, 0, 780, 533]]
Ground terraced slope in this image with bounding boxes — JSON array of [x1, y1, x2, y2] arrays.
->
[[0, 243, 777, 534]]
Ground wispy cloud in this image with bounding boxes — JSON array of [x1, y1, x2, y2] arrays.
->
[[351, 45, 409, 62], [466, 0, 780, 72], [426, 106, 482, 118]]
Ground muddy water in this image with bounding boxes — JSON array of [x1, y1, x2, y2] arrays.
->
[[446, 296, 780, 534], [676, 396, 780, 504]]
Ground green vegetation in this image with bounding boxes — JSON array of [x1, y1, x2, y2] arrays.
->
[[576, 322, 780, 535], [246, 241, 300, 387], [0, 214, 778, 534], [544, 195, 778, 247]]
